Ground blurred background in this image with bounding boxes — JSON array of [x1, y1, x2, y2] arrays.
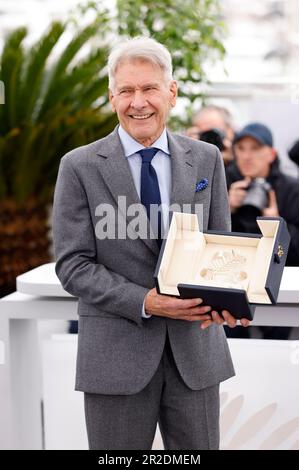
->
[[1, 0, 299, 451], [1, 0, 299, 297], [1, 1, 299, 296]]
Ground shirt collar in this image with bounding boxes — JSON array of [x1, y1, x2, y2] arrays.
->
[[118, 125, 170, 158]]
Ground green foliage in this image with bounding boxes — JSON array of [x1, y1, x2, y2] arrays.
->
[[0, 0, 226, 204], [116, 0, 226, 99], [116, 0, 226, 129], [0, 19, 117, 205]]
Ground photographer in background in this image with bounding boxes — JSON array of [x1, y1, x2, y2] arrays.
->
[[288, 139, 299, 173], [226, 122, 299, 340], [187, 105, 235, 167]]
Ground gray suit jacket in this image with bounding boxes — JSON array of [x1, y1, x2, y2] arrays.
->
[[52, 126, 235, 395]]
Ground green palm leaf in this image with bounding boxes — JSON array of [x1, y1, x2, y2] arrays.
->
[[74, 75, 109, 109], [38, 21, 104, 117], [18, 21, 64, 122], [0, 19, 116, 204], [39, 47, 108, 115], [0, 27, 27, 132]]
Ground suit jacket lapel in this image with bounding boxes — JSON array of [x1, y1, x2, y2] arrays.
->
[[167, 131, 196, 208], [95, 127, 159, 255]]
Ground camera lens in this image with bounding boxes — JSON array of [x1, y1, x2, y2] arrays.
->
[[198, 129, 226, 151], [242, 178, 271, 212]]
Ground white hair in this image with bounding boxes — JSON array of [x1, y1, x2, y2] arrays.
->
[[108, 37, 173, 92]]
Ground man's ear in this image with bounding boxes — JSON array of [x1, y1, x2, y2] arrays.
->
[[109, 89, 116, 112], [169, 80, 178, 107], [269, 147, 278, 163]]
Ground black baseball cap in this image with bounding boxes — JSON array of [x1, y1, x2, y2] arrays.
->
[[234, 122, 273, 147]]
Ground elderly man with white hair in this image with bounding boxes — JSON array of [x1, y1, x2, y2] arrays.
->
[[53, 37, 250, 450]]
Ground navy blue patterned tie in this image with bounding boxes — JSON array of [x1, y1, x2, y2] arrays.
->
[[139, 148, 162, 248]]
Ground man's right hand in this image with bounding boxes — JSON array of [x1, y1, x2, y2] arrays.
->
[[144, 288, 212, 321], [228, 177, 251, 212]]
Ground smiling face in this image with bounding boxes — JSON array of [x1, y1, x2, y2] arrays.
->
[[234, 136, 277, 178], [109, 59, 177, 147]]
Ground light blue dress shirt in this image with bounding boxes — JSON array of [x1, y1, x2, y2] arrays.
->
[[118, 125, 172, 318]]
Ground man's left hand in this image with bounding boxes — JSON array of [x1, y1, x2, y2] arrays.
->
[[200, 309, 251, 330]]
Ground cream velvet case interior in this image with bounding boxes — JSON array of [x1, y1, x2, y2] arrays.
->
[[154, 212, 290, 320]]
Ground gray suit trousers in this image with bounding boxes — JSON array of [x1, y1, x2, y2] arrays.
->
[[84, 332, 220, 450]]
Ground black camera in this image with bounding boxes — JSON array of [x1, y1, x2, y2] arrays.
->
[[242, 178, 272, 213], [198, 128, 226, 151]]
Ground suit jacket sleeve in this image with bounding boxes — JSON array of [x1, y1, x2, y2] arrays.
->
[[207, 147, 231, 232], [52, 156, 149, 327]]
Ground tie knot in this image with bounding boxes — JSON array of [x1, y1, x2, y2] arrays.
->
[[139, 147, 159, 163]]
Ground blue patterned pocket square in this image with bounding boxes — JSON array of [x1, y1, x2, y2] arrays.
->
[[195, 178, 209, 192]]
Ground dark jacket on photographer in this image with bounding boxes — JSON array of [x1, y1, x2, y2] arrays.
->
[[226, 159, 299, 266]]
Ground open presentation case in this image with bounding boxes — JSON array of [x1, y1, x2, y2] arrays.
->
[[154, 212, 290, 320]]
